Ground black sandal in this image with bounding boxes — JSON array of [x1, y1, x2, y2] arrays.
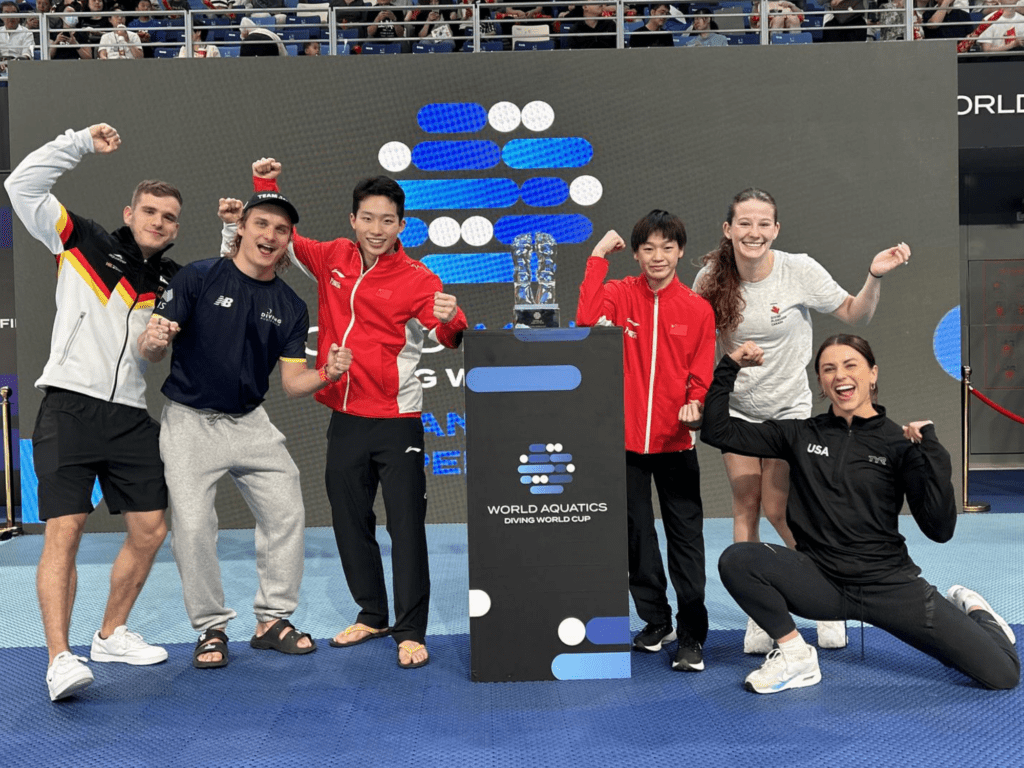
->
[[193, 628, 229, 669], [250, 619, 317, 655]]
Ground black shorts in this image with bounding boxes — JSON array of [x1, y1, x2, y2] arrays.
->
[[33, 388, 168, 520]]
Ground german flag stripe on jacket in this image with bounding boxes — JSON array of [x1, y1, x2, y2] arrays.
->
[[5, 127, 180, 409]]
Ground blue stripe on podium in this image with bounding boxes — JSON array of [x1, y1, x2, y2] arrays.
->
[[466, 365, 582, 392], [586, 616, 630, 645], [551, 652, 631, 680], [511, 328, 591, 343]]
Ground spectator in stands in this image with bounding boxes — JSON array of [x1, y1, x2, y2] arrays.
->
[[80, 0, 112, 48], [821, 0, 868, 42], [877, 0, 922, 39], [629, 1, 674, 46], [686, 8, 727, 44], [129, 0, 165, 58], [452, 2, 498, 49], [239, 14, 287, 54], [177, 23, 220, 55], [25, 0, 49, 39], [97, 5, 143, 57], [331, 0, 367, 34], [503, 3, 550, 20], [49, 1, 93, 58], [0, 0, 34, 66], [920, 0, 973, 39], [975, 0, 1024, 50], [408, 0, 453, 41], [750, 0, 804, 30], [568, 2, 616, 48], [302, 38, 320, 54], [367, 0, 405, 41]]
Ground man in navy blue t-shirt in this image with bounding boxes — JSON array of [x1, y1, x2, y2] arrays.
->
[[139, 192, 350, 668]]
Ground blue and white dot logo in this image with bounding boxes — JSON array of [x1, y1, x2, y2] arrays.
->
[[518, 442, 575, 495], [376, 101, 602, 286]]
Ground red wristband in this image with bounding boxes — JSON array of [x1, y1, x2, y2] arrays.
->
[[318, 366, 330, 383]]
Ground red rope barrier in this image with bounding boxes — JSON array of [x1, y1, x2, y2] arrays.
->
[[969, 387, 1024, 426]]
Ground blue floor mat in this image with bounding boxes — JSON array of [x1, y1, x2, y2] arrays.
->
[[0, 628, 1020, 767]]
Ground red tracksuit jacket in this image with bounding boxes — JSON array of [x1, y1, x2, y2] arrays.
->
[[577, 256, 715, 454], [255, 178, 467, 418]]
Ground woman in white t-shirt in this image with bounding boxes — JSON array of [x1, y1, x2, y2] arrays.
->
[[177, 26, 221, 57], [693, 187, 910, 654]]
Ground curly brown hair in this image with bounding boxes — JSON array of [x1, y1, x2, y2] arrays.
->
[[695, 188, 777, 336]]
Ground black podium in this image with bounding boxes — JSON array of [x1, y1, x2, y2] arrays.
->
[[465, 328, 630, 682]]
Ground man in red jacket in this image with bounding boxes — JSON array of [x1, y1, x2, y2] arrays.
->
[[252, 159, 467, 670], [577, 211, 716, 672]]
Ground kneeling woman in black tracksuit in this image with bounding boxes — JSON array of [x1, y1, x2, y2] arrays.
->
[[701, 334, 1019, 694]]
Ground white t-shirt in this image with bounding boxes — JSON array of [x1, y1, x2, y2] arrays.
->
[[177, 44, 222, 57], [98, 28, 141, 59], [977, 9, 1024, 46], [694, 250, 848, 421]]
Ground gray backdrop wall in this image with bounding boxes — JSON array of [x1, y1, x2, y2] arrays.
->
[[8, 42, 961, 531]]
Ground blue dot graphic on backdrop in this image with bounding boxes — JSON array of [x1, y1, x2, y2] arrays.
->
[[933, 306, 960, 380]]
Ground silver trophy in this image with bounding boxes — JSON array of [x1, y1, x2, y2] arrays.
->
[[512, 232, 559, 328]]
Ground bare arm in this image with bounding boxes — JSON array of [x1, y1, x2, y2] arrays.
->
[[831, 242, 910, 326], [279, 344, 352, 398]]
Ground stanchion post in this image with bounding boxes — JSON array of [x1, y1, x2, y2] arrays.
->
[[961, 366, 990, 513], [0, 386, 22, 540]]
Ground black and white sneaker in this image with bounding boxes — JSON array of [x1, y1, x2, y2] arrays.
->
[[632, 622, 676, 652], [672, 631, 705, 672]]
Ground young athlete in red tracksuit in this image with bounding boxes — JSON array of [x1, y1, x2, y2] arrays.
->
[[253, 160, 467, 670], [576, 211, 716, 672]]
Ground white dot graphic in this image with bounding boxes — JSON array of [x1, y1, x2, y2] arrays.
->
[[546, 443, 555, 452], [520, 454, 528, 464], [558, 618, 586, 646], [428, 217, 461, 248], [570, 176, 603, 206], [522, 101, 555, 132], [468, 589, 492, 618], [461, 216, 494, 247], [532, 475, 541, 484], [488, 101, 521, 133], [567, 464, 575, 473], [540, 476, 549, 484], [554, 443, 563, 452], [378, 141, 411, 173]]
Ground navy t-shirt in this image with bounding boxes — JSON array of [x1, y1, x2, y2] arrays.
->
[[156, 258, 310, 414]]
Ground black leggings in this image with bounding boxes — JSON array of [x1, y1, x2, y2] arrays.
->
[[719, 542, 1019, 690]]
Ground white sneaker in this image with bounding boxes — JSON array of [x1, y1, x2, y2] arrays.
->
[[743, 617, 773, 655], [46, 651, 94, 702], [90, 626, 169, 665], [946, 585, 1016, 645], [817, 620, 848, 649], [744, 646, 822, 695]]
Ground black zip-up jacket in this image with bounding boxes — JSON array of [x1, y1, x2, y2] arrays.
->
[[702, 355, 957, 585]]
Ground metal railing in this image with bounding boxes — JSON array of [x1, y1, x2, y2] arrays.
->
[[1, 1, 1020, 58]]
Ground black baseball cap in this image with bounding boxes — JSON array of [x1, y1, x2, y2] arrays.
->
[[243, 191, 300, 225]]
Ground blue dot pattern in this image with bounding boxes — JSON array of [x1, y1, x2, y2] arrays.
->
[[412, 141, 501, 171], [417, 103, 488, 134], [502, 138, 594, 169]]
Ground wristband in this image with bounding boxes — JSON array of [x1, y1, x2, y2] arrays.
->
[[318, 366, 330, 384], [869, 268, 883, 279]]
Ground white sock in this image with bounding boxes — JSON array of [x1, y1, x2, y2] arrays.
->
[[778, 634, 810, 660]]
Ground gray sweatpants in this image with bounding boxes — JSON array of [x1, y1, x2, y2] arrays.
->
[[160, 400, 306, 633]]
